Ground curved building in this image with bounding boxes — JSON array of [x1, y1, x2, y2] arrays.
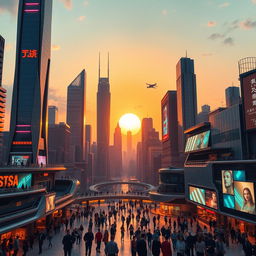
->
[[8, 0, 52, 165]]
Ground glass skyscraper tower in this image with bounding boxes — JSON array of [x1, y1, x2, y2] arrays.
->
[[8, 0, 52, 166]]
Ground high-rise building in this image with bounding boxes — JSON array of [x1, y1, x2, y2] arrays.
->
[[161, 91, 180, 168], [176, 57, 197, 159], [136, 142, 143, 180], [113, 123, 122, 178], [197, 104, 210, 123], [95, 54, 111, 183], [8, 0, 53, 166], [67, 70, 86, 162], [225, 86, 240, 107], [48, 106, 58, 125], [0, 35, 5, 86], [48, 122, 71, 164], [0, 35, 7, 165], [85, 124, 91, 163]]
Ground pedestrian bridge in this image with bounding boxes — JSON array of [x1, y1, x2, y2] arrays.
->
[[76, 192, 151, 202]]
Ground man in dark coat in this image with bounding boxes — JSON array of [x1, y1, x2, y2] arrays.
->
[[136, 234, 147, 256], [62, 230, 74, 256]]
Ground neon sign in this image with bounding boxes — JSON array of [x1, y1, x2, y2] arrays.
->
[[21, 49, 38, 58], [0, 175, 18, 188]]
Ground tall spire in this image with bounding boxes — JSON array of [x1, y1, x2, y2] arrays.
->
[[107, 52, 110, 79], [98, 52, 101, 80]]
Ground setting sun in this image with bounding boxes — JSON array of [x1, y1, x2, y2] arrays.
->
[[119, 113, 141, 135]]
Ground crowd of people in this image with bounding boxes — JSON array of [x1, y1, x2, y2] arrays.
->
[[0, 200, 255, 256]]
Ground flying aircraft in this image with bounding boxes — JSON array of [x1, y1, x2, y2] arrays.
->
[[146, 83, 157, 88]]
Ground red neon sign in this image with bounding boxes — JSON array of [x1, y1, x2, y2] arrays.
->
[[12, 141, 32, 145], [21, 49, 38, 58]]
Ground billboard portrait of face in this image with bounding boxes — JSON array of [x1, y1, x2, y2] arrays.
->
[[234, 181, 255, 215], [162, 105, 168, 141], [205, 190, 218, 209], [222, 170, 234, 195]]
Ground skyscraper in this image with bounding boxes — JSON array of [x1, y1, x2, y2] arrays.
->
[[8, 0, 53, 166], [176, 57, 197, 158], [0, 35, 7, 165], [225, 86, 240, 107], [161, 91, 180, 168], [48, 105, 58, 125], [95, 54, 111, 183], [67, 70, 86, 162], [197, 104, 210, 123]]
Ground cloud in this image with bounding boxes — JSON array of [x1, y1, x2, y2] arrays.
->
[[0, 0, 18, 15], [52, 45, 61, 51], [77, 16, 86, 22], [219, 2, 230, 8], [239, 19, 256, 30], [83, 0, 89, 6], [223, 37, 234, 46], [48, 88, 66, 110], [202, 53, 213, 57], [161, 9, 168, 16], [208, 33, 224, 40], [207, 21, 217, 27], [251, 0, 256, 4], [58, 0, 72, 10]]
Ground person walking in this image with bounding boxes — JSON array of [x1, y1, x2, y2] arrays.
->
[[146, 229, 153, 249], [95, 228, 103, 253], [13, 236, 19, 256], [38, 232, 45, 255], [195, 236, 205, 256], [84, 228, 94, 256], [105, 235, 119, 256], [136, 234, 147, 256], [103, 229, 109, 247], [216, 236, 226, 256], [22, 239, 29, 256], [161, 236, 172, 256], [176, 235, 186, 256], [131, 236, 137, 256], [152, 237, 161, 256], [62, 230, 74, 256]]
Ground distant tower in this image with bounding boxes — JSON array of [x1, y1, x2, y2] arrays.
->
[[48, 106, 58, 125], [8, 0, 53, 165], [127, 131, 132, 156], [112, 123, 122, 178], [95, 53, 111, 183], [67, 70, 86, 162], [176, 57, 197, 159], [225, 86, 240, 107], [197, 104, 210, 123]]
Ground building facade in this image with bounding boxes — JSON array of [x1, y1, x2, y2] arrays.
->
[[161, 91, 180, 168], [66, 70, 86, 162], [48, 122, 71, 164], [48, 105, 58, 125], [8, 0, 53, 166], [95, 55, 111, 183], [225, 86, 240, 108], [176, 57, 197, 160]]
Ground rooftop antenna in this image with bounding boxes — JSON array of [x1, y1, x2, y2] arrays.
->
[[185, 50, 188, 58], [108, 52, 110, 79], [98, 52, 101, 80]]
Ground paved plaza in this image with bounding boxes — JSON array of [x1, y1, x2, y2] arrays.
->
[[22, 203, 246, 256]]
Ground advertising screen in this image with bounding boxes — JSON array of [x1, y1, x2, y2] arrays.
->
[[222, 170, 234, 195], [234, 181, 255, 215], [162, 104, 169, 141], [11, 155, 29, 166], [38, 156, 46, 166], [241, 73, 256, 130], [46, 195, 55, 213], [189, 186, 205, 205], [205, 190, 218, 209], [17, 174, 32, 189], [223, 194, 235, 209], [185, 131, 210, 152]]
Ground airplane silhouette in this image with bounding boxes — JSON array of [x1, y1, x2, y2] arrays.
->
[[146, 83, 157, 88]]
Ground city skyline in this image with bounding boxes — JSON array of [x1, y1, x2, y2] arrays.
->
[[1, 0, 256, 144]]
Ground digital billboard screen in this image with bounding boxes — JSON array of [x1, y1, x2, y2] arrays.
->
[[0, 173, 32, 188], [162, 104, 169, 141], [241, 72, 256, 130], [185, 130, 210, 152], [221, 170, 255, 215], [189, 186, 218, 210], [11, 155, 29, 166]]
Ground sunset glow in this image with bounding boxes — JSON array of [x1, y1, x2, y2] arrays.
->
[[119, 113, 141, 135]]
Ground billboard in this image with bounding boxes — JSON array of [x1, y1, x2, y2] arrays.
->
[[205, 190, 218, 209], [11, 155, 30, 166], [162, 104, 169, 141], [241, 72, 256, 130], [46, 194, 55, 213], [0, 173, 32, 188], [185, 130, 210, 152]]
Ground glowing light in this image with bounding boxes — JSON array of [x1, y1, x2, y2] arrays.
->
[[21, 49, 38, 58], [119, 113, 141, 135]]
